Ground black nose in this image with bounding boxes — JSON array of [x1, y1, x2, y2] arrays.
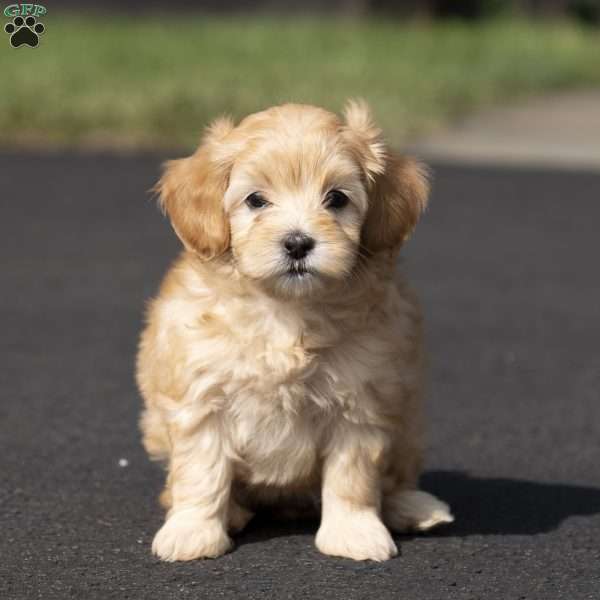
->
[[283, 231, 315, 260]]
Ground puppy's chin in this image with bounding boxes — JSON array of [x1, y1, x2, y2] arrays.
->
[[267, 269, 326, 299]]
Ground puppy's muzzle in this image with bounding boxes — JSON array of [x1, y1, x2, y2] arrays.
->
[[283, 231, 315, 260]]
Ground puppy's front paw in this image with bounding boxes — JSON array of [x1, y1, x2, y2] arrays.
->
[[316, 510, 397, 562], [152, 510, 232, 561]]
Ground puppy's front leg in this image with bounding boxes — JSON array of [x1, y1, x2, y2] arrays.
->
[[152, 418, 232, 561], [316, 427, 398, 561]]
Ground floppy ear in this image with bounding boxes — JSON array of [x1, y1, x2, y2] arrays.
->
[[155, 117, 235, 261], [362, 153, 429, 254], [342, 99, 429, 254]]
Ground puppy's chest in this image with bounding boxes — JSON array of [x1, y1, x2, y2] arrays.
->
[[220, 311, 350, 485], [228, 395, 327, 487], [219, 305, 340, 400]]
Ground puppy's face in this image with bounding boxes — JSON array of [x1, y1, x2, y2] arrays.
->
[[157, 102, 429, 298], [224, 110, 368, 296]]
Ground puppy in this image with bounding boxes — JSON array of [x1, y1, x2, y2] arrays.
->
[[136, 101, 452, 562]]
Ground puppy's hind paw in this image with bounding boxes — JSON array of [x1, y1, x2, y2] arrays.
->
[[383, 489, 454, 533], [152, 510, 232, 561], [228, 500, 254, 534]]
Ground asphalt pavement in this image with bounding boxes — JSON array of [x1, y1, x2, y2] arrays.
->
[[1, 151, 599, 599]]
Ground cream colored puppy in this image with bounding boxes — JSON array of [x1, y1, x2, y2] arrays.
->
[[136, 101, 453, 563]]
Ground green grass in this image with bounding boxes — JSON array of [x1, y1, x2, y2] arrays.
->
[[2, 14, 600, 149]]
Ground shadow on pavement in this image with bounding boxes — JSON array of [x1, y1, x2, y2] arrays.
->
[[421, 470, 600, 536], [234, 470, 600, 547]]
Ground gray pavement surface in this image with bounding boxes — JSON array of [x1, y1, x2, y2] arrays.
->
[[411, 90, 600, 171], [1, 151, 599, 599]]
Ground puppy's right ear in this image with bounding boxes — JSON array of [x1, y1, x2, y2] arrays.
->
[[155, 117, 235, 261]]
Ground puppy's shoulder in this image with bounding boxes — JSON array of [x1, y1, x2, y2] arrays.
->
[[137, 252, 229, 401], [391, 270, 423, 318], [156, 251, 212, 301], [139, 252, 217, 350]]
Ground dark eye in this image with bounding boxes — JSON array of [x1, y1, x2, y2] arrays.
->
[[324, 190, 350, 210], [245, 192, 269, 209]]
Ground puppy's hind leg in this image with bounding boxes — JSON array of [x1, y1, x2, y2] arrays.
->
[[382, 488, 454, 533], [227, 499, 254, 534]]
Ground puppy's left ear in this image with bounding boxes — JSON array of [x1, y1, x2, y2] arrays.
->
[[342, 99, 429, 254]]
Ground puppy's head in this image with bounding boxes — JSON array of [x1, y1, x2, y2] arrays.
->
[[156, 101, 428, 297]]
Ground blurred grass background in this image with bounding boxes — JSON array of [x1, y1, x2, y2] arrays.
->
[[2, 14, 600, 150]]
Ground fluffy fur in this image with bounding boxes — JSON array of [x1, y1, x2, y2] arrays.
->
[[136, 101, 452, 562]]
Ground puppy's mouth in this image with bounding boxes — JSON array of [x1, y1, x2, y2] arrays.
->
[[267, 260, 327, 297], [285, 261, 315, 278]]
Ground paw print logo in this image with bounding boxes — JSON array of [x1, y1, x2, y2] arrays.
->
[[4, 15, 45, 48]]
